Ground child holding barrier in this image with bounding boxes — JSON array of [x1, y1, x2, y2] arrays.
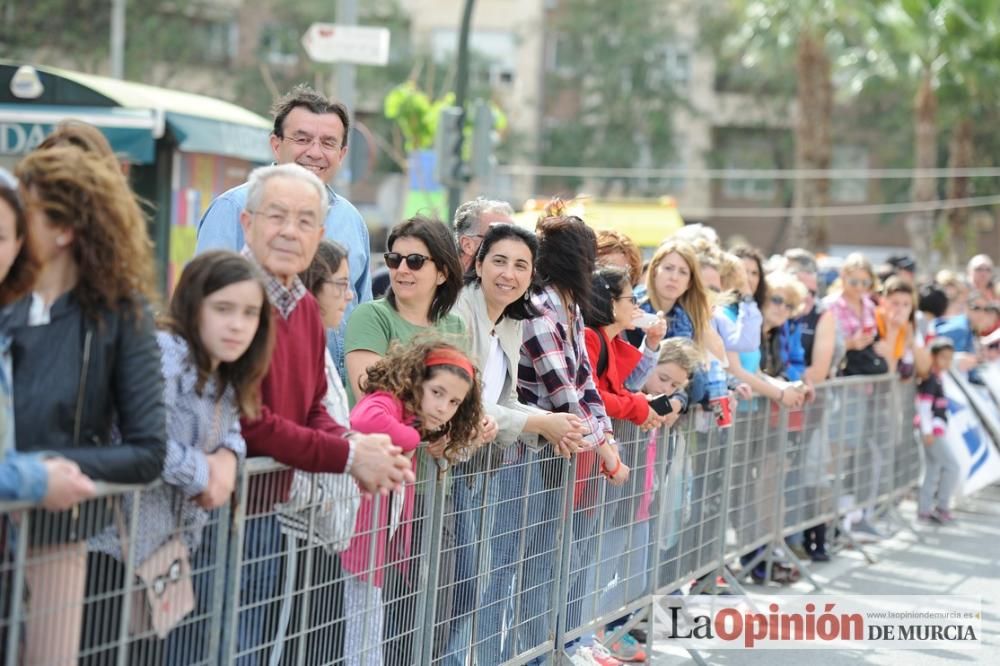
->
[[341, 340, 484, 666], [916, 337, 960, 524], [89, 251, 274, 663]]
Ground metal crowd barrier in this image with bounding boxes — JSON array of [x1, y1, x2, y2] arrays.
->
[[0, 375, 921, 665]]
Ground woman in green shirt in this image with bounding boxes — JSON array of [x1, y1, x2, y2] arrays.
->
[[344, 215, 467, 404], [343, 214, 483, 665]]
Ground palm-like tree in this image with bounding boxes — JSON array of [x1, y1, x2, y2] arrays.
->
[[723, 0, 872, 252], [860, 0, 1000, 271]]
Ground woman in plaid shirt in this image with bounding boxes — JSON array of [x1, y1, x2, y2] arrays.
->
[[516, 210, 628, 664]]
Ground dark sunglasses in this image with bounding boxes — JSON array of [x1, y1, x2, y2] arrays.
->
[[846, 277, 873, 289], [384, 252, 433, 271], [769, 295, 796, 311]]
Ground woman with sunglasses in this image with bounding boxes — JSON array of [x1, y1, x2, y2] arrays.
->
[[343, 215, 487, 665], [344, 215, 466, 403], [823, 252, 885, 373]]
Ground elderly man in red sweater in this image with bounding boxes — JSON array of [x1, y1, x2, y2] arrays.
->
[[234, 162, 412, 664]]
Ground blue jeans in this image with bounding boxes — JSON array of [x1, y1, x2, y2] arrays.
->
[[440, 473, 486, 666], [474, 447, 561, 664], [235, 514, 283, 666]]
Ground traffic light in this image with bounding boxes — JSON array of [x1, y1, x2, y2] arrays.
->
[[469, 100, 497, 182], [434, 106, 467, 188]]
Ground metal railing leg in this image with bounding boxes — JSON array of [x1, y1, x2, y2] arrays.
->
[[418, 461, 449, 666]]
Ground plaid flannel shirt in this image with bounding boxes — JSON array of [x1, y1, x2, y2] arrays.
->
[[241, 246, 307, 319], [517, 285, 612, 449]]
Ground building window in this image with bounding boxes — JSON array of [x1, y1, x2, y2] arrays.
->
[[721, 136, 777, 201], [192, 18, 237, 64], [260, 24, 300, 67], [432, 29, 516, 86]]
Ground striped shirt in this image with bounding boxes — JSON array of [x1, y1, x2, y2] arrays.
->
[[517, 286, 612, 449], [91, 332, 246, 565]]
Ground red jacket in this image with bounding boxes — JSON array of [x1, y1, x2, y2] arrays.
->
[[584, 327, 649, 425]]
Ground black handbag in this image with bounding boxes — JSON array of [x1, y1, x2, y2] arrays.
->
[[840, 343, 889, 376]]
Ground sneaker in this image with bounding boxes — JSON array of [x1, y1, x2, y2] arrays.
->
[[849, 519, 886, 542], [628, 627, 647, 644], [934, 508, 956, 523], [570, 647, 598, 666], [810, 549, 830, 562], [607, 633, 647, 663], [918, 511, 942, 524], [589, 643, 625, 666]]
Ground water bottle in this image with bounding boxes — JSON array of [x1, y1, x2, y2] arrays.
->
[[707, 358, 732, 428]]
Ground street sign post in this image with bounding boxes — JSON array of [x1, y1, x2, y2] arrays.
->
[[301, 23, 390, 66]]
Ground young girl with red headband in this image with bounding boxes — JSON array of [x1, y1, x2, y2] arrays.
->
[[340, 339, 484, 666]]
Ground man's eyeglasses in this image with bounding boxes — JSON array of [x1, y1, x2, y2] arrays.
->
[[248, 209, 320, 233], [384, 252, 433, 271], [281, 135, 341, 152]]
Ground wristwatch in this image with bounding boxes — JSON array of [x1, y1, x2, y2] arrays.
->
[[740, 294, 755, 304]]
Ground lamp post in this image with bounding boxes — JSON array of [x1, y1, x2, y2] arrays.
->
[[446, 0, 476, 224]]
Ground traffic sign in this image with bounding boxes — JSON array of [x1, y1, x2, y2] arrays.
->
[[301, 23, 390, 66]]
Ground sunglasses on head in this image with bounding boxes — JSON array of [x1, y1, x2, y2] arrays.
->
[[769, 295, 796, 311], [384, 252, 433, 271]]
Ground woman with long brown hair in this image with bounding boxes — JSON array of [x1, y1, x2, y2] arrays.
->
[[9, 145, 166, 664]]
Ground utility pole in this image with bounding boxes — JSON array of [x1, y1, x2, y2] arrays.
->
[[110, 0, 125, 79], [446, 0, 476, 224], [335, 0, 358, 198]]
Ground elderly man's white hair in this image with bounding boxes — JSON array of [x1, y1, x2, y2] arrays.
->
[[453, 197, 515, 239], [670, 222, 720, 247], [245, 163, 330, 220]]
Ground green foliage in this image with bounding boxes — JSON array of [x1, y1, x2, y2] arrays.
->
[[384, 82, 441, 151], [540, 0, 679, 191]]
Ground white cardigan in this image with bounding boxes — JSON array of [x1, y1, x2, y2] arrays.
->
[[453, 284, 544, 449]]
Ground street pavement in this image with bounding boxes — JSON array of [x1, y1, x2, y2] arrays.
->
[[650, 484, 1000, 665]]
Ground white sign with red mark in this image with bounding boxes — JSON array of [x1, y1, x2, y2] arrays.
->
[[301, 23, 391, 66]]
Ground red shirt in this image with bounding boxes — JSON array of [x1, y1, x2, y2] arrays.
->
[[242, 293, 351, 511], [584, 327, 650, 425]]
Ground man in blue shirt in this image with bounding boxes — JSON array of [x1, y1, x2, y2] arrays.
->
[[195, 85, 372, 368]]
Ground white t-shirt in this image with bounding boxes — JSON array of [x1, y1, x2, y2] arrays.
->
[[481, 333, 507, 405]]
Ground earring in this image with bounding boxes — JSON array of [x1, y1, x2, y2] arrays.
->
[[56, 234, 69, 247]]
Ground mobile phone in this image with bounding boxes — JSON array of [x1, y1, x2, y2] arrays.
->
[[649, 394, 673, 416]]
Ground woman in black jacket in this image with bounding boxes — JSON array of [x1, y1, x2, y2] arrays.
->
[[11, 143, 166, 664]]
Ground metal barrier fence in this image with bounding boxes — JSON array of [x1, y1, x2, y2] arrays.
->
[[0, 375, 919, 665]]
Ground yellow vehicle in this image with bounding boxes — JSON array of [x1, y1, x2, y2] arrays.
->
[[512, 195, 685, 249]]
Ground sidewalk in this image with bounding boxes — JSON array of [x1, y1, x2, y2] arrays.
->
[[650, 484, 1000, 665]]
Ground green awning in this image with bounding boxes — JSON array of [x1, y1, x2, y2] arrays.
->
[[51, 68, 273, 162], [0, 104, 157, 163], [0, 61, 273, 163], [163, 112, 272, 162]]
